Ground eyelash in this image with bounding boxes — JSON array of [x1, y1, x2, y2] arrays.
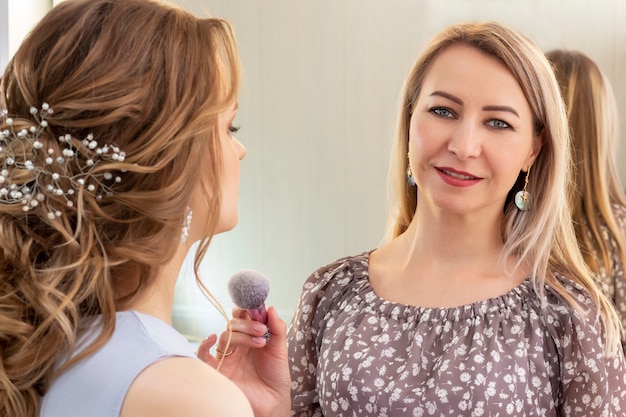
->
[[486, 119, 511, 130], [430, 107, 455, 118], [429, 107, 512, 130], [229, 125, 240, 134]]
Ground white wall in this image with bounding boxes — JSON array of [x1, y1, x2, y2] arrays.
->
[[1, 0, 51, 72], [0, 0, 8, 72], [6, 0, 49, 62]]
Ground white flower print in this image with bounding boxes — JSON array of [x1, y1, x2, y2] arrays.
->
[[287, 252, 626, 417]]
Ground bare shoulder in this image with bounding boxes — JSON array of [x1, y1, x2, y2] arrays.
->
[[120, 356, 253, 417]]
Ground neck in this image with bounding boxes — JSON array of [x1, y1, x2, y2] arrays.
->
[[370, 205, 525, 308], [124, 243, 191, 325], [405, 205, 505, 262]]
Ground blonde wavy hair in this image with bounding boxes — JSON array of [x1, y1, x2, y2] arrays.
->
[[385, 22, 621, 354], [0, 0, 240, 415], [546, 49, 626, 290]]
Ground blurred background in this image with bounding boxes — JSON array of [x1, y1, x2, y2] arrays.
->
[[2, 0, 625, 342]]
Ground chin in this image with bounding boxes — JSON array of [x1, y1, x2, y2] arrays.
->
[[214, 215, 239, 235]]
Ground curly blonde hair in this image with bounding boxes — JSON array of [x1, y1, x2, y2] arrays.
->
[[0, 0, 240, 415]]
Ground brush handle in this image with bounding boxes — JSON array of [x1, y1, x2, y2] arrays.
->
[[247, 305, 270, 342]]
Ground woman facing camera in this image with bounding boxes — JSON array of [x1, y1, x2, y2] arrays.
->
[[288, 22, 626, 416]]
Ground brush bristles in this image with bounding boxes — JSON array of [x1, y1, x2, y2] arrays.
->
[[227, 269, 270, 310]]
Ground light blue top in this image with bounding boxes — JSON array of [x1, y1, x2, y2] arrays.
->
[[39, 310, 196, 417]]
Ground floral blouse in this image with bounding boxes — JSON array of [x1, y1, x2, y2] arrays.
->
[[287, 251, 626, 417]]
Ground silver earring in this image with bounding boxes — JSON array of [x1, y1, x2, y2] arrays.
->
[[406, 153, 416, 186], [180, 206, 193, 243], [514, 167, 531, 211]]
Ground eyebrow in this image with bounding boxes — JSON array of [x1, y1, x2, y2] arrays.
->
[[430, 91, 520, 118]]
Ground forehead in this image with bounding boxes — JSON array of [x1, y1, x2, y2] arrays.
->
[[420, 44, 529, 109]]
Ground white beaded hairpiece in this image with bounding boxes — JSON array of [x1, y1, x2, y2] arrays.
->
[[0, 103, 126, 219]]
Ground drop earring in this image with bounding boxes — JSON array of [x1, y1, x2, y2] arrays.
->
[[514, 166, 532, 211], [180, 206, 193, 243], [406, 153, 416, 186]]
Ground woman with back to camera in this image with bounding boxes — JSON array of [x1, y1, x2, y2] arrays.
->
[[0, 1, 290, 416], [287, 22, 626, 416], [547, 49, 626, 350]]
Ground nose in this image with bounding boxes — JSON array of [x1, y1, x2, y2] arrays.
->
[[447, 120, 481, 160], [235, 138, 247, 160]]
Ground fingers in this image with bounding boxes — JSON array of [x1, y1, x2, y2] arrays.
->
[[266, 306, 287, 342], [217, 315, 268, 350], [264, 306, 289, 362], [197, 333, 220, 367], [215, 307, 285, 347], [197, 333, 217, 359], [231, 308, 248, 320], [210, 306, 287, 358]]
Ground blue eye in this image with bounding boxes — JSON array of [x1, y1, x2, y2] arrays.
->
[[487, 119, 511, 129], [430, 107, 454, 118]]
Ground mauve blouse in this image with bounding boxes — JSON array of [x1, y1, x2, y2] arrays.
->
[[287, 251, 626, 417]]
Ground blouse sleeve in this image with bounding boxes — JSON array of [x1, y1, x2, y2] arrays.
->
[[547, 280, 626, 416], [286, 256, 359, 417]]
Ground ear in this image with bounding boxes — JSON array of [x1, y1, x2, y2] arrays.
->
[[523, 132, 543, 170]]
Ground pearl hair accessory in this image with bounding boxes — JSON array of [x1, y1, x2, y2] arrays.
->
[[0, 103, 126, 219]]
